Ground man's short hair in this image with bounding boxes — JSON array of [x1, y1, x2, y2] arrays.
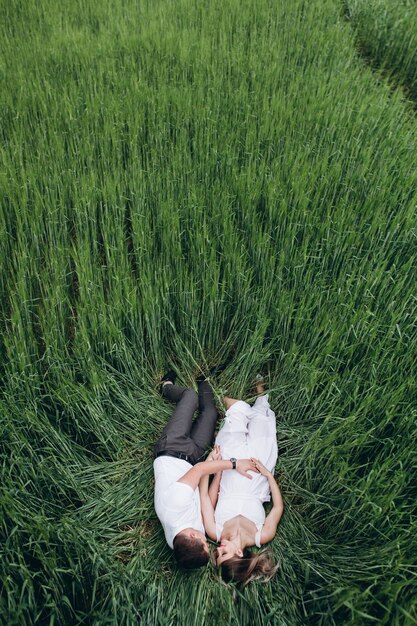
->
[[173, 533, 209, 569]]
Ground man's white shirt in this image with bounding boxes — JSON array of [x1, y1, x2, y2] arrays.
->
[[153, 456, 205, 548]]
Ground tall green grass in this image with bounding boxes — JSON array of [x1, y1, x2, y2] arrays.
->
[[1, 0, 416, 624], [345, 0, 417, 102]]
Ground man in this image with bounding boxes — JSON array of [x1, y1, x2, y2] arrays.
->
[[153, 367, 256, 569]]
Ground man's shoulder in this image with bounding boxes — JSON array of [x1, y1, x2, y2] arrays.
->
[[160, 480, 195, 500], [155, 480, 196, 514]]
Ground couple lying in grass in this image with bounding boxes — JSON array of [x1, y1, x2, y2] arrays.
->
[[153, 366, 284, 586]]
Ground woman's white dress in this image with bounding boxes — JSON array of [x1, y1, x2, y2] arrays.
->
[[214, 394, 278, 546]]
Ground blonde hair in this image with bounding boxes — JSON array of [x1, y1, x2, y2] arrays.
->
[[217, 548, 278, 586]]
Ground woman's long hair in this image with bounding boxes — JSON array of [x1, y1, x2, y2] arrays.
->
[[217, 548, 278, 586]]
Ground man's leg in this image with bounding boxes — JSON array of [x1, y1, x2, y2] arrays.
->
[[189, 380, 219, 455], [154, 383, 198, 457]]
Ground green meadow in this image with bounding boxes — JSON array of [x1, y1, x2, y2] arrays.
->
[[1, 0, 416, 624]]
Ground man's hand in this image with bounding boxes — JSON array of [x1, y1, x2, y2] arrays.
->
[[236, 458, 257, 479], [207, 444, 222, 462]]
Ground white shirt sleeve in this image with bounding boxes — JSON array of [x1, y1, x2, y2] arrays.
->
[[155, 481, 202, 549]]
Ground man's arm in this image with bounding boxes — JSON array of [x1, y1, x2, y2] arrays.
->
[[178, 458, 256, 490]]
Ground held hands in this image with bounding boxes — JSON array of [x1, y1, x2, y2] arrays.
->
[[205, 449, 263, 479], [236, 458, 258, 479], [207, 444, 222, 462], [250, 458, 272, 477]]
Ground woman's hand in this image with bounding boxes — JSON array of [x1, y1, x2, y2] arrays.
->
[[207, 444, 222, 462], [236, 458, 257, 479], [250, 458, 272, 477]]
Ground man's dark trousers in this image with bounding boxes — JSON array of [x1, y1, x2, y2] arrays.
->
[[154, 381, 219, 465]]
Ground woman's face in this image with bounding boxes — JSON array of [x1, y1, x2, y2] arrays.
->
[[214, 538, 242, 565]]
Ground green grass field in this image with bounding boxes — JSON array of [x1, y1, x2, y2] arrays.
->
[[345, 0, 417, 102], [1, 1, 416, 624]]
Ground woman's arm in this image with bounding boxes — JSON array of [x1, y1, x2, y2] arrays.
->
[[208, 471, 222, 508], [199, 474, 217, 540], [251, 458, 284, 544]]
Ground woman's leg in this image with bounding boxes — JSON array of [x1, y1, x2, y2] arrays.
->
[[214, 396, 253, 458], [223, 396, 240, 410], [247, 393, 278, 471]]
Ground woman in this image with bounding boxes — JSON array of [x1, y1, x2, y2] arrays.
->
[[200, 376, 284, 585]]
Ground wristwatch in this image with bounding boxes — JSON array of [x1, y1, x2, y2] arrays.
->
[[230, 457, 237, 470]]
